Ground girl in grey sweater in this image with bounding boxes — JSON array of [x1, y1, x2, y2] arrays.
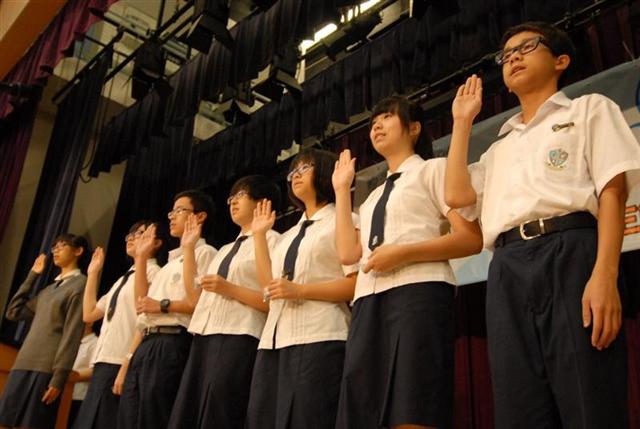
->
[[0, 233, 90, 429]]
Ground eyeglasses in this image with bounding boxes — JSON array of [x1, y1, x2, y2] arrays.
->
[[125, 230, 144, 242], [494, 36, 548, 65], [51, 242, 70, 253], [286, 163, 314, 182], [227, 190, 249, 205], [167, 207, 193, 219]]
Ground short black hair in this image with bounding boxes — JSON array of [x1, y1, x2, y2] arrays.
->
[[52, 233, 92, 274], [127, 220, 168, 264], [230, 175, 282, 211], [500, 21, 576, 86], [370, 95, 433, 159], [173, 189, 215, 236], [287, 148, 337, 210]]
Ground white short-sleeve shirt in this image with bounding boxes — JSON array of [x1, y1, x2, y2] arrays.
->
[[469, 92, 640, 249], [188, 230, 280, 339], [258, 204, 358, 350], [354, 155, 462, 302], [92, 260, 161, 365], [137, 239, 217, 330], [72, 333, 98, 400]]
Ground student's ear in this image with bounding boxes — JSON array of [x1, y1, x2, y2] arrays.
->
[[195, 211, 208, 225], [555, 54, 570, 72], [409, 121, 422, 140], [73, 247, 84, 258]]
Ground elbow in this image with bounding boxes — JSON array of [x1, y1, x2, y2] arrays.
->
[[337, 244, 362, 266]]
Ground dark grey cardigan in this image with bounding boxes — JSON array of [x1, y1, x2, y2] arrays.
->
[[6, 270, 86, 390]]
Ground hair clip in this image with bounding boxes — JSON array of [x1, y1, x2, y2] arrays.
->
[[551, 122, 574, 132]]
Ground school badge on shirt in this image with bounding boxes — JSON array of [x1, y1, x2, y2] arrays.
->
[[546, 148, 569, 169]]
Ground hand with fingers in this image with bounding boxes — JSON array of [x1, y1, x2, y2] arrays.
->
[[452, 74, 483, 123], [362, 244, 406, 274], [88, 247, 105, 275], [112, 364, 128, 396], [135, 224, 157, 259], [582, 269, 622, 351], [264, 278, 301, 301], [31, 254, 47, 275], [200, 274, 231, 295], [332, 149, 357, 193], [181, 214, 202, 250], [41, 386, 60, 405], [251, 199, 276, 235], [136, 296, 161, 314]]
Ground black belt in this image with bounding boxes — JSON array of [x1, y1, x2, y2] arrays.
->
[[143, 325, 188, 336], [495, 212, 596, 248]]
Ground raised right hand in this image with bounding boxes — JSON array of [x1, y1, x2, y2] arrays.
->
[[87, 247, 105, 275], [332, 149, 356, 193], [135, 224, 157, 259], [180, 214, 201, 249], [452, 74, 483, 122], [251, 199, 276, 235], [31, 254, 47, 274]]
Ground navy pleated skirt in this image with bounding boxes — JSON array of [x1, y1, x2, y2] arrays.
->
[[245, 341, 345, 429], [335, 281, 455, 429], [168, 333, 258, 429], [0, 369, 60, 429], [71, 362, 121, 429]]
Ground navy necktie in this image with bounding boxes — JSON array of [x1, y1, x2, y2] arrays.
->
[[106, 270, 134, 321], [368, 172, 401, 250], [52, 279, 64, 289], [217, 235, 248, 279], [282, 220, 314, 280]]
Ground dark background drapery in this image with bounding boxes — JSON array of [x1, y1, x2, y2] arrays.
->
[[0, 49, 112, 345], [1, 0, 637, 426]]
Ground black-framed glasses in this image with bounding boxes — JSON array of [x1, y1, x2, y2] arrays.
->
[[494, 36, 548, 65], [51, 242, 70, 253], [227, 190, 249, 205], [286, 163, 314, 182], [167, 207, 193, 219], [125, 230, 144, 242]]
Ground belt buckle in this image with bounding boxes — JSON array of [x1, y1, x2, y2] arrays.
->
[[519, 218, 546, 240]]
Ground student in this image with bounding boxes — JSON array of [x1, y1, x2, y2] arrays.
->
[[72, 220, 163, 429], [67, 322, 98, 428], [168, 175, 281, 428], [332, 96, 483, 429], [445, 21, 640, 428], [245, 149, 358, 429], [0, 234, 91, 429], [116, 190, 217, 429]]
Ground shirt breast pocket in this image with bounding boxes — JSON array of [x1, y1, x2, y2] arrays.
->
[[536, 132, 582, 184]]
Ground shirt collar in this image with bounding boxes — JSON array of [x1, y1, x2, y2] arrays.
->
[[498, 91, 571, 136], [168, 238, 206, 261], [297, 203, 334, 224], [387, 154, 422, 176], [54, 268, 81, 282], [236, 230, 253, 240]]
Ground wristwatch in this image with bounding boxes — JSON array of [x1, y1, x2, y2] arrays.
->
[[160, 299, 171, 313]]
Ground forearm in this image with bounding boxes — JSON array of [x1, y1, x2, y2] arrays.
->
[[593, 178, 627, 277], [219, 283, 269, 312], [445, 120, 477, 208], [166, 299, 197, 314], [5, 271, 39, 321], [401, 222, 483, 264], [182, 246, 200, 307], [334, 189, 362, 265], [254, 232, 274, 285], [75, 367, 93, 382], [133, 256, 150, 302], [83, 272, 104, 322], [299, 275, 356, 302]]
